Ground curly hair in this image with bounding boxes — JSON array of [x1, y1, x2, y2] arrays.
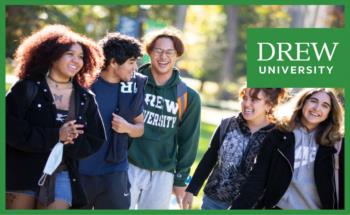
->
[[98, 32, 142, 71], [14, 24, 104, 88], [143, 27, 185, 57], [278, 88, 344, 146], [239, 88, 287, 123]]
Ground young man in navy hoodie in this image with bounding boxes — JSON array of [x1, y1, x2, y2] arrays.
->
[[79, 32, 147, 209]]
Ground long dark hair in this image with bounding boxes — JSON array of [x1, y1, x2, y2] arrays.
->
[[278, 88, 344, 146]]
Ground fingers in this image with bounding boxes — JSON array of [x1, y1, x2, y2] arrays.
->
[[112, 113, 125, 123], [70, 124, 84, 135], [182, 193, 193, 210], [176, 195, 183, 209], [63, 139, 74, 145], [182, 199, 192, 210], [59, 120, 84, 143], [111, 113, 129, 133]]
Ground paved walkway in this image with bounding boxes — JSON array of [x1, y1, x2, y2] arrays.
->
[[201, 106, 239, 126]]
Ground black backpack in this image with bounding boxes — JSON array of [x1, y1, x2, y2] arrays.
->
[[25, 80, 39, 109]]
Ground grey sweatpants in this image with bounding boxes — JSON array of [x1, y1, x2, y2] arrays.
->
[[128, 163, 174, 209]]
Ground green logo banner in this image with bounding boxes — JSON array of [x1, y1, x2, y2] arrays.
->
[[247, 28, 348, 88]]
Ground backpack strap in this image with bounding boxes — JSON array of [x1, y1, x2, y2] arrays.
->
[[177, 80, 188, 122], [25, 79, 39, 109], [219, 117, 232, 146]]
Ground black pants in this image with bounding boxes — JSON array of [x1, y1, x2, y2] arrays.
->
[[80, 171, 130, 209]]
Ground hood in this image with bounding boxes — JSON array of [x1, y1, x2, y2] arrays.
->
[[138, 63, 181, 88]]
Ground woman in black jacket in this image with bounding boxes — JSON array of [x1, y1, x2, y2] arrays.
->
[[182, 88, 286, 209], [6, 25, 105, 209], [231, 88, 344, 209]]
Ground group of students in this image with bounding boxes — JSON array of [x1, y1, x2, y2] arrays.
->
[[6, 24, 344, 210]]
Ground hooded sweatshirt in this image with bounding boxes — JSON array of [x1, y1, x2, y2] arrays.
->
[[128, 63, 201, 186], [276, 126, 321, 209]]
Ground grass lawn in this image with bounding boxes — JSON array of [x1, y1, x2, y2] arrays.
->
[[189, 122, 217, 209]]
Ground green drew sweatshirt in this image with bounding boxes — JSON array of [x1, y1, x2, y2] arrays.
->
[[128, 64, 201, 186]]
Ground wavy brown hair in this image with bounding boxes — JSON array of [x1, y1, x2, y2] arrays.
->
[[14, 24, 104, 88], [239, 88, 287, 123], [278, 88, 344, 146], [143, 27, 184, 57]]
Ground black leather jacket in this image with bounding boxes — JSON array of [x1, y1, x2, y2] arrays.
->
[[231, 129, 343, 209]]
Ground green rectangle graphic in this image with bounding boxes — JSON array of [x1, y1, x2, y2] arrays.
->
[[247, 28, 348, 88]]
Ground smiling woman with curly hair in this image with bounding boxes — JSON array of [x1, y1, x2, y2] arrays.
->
[[6, 25, 106, 209]]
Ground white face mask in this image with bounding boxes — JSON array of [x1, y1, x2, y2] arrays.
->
[[38, 142, 64, 186]]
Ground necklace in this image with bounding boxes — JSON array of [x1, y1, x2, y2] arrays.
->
[[47, 74, 71, 84], [46, 75, 72, 89]]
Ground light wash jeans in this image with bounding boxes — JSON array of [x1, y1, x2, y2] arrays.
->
[[201, 195, 230, 210], [128, 163, 174, 209], [8, 171, 72, 206]]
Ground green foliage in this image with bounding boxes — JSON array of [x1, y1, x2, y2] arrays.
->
[[6, 5, 342, 88], [6, 6, 69, 57], [179, 6, 226, 81]]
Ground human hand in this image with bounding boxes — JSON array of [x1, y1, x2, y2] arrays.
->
[[111, 113, 130, 134], [182, 192, 194, 210], [173, 186, 186, 209], [59, 120, 84, 144]]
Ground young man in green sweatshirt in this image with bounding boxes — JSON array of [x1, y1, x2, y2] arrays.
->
[[128, 27, 201, 209]]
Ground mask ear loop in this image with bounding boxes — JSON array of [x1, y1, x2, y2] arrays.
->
[[38, 173, 48, 186]]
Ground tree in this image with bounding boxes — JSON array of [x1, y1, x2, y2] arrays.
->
[[174, 5, 188, 31], [221, 6, 238, 83], [6, 6, 69, 57], [287, 5, 340, 28]]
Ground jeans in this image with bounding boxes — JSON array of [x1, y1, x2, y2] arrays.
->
[[7, 171, 72, 207], [201, 195, 230, 210]]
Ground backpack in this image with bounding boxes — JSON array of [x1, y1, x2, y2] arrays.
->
[[25, 80, 39, 109], [219, 117, 232, 145], [177, 80, 188, 122]]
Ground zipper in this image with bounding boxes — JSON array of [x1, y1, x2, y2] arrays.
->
[[277, 149, 294, 175]]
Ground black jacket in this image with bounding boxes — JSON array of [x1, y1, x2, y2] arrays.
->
[[6, 76, 105, 208], [186, 115, 274, 203], [231, 129, 344, 209]]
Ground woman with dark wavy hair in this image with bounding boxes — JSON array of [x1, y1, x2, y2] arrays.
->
[[6, 25, 105, 209], [231, 88, 344, 209]]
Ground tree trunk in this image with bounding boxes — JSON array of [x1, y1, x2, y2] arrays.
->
[[221, 6, 237, 83], [288, 6, 307, 27], [288, 5, 333, 27], [174, 5, 187, 30]]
